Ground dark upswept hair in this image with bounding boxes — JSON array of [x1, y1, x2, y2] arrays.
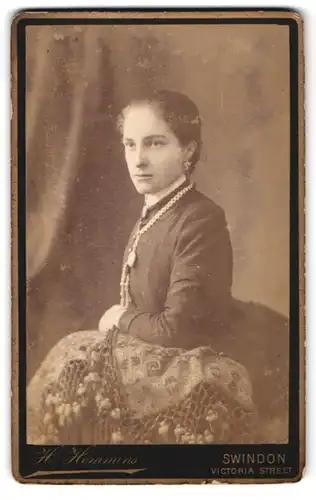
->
[[117, 90, 202, 173]]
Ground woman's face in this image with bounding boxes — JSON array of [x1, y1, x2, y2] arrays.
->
[[122, 103, 188, 195]]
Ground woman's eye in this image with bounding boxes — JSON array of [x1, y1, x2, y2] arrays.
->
[[123, 141, 135, 150], [149, 139, 165, 148]]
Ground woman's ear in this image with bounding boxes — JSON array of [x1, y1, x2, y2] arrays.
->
[[182, 141, 198, 175], [186, 140, 197, 162]]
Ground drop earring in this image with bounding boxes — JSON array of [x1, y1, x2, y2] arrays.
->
[[184, 159, 191, 175]]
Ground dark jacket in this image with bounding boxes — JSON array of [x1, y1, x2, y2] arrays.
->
[[118, 183, 233, 349]]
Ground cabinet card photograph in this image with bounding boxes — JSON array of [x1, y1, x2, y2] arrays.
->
[[11, 9, 304, 484]]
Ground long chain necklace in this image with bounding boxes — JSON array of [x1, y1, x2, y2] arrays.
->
[[120, 182, 194, 308]]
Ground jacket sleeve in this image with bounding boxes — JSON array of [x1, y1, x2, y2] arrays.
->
[[118, 205, 233, 348]]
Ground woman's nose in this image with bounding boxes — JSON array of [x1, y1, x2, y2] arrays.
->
[[135, 146, 148, 167]]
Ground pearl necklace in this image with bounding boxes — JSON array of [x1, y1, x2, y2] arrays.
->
[[120, 182, 194, 308]]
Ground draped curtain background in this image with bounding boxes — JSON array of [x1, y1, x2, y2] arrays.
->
[[26, 24, 290, 379]]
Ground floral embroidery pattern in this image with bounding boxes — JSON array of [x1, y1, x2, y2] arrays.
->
[[27, 328, 257, 445]]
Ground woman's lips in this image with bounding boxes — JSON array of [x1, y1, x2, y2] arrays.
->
[[134, 174, 153, 180]]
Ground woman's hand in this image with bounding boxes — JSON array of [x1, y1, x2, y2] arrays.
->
[[98, 304, 127, 332]]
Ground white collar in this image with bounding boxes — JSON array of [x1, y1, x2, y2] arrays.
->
[[144, 174, 187, 208]]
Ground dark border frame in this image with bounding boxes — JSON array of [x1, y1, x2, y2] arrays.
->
[[11, 8, 304, 484]]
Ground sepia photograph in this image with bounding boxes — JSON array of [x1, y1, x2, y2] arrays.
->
[[11, 9, 304, 483]]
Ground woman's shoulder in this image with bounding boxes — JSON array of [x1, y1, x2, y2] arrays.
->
[[178, 187, 227, 226], [173, 189, 231, 250]]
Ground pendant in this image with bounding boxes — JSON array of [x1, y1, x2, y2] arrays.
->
[[127, 250, 137, 268]]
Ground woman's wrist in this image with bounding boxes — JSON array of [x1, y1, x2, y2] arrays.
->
[[99, 304, 127, 332]]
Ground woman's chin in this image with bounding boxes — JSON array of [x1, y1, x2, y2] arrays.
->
[[133, 182, 156, 195]]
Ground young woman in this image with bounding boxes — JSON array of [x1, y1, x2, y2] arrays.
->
[[27, 90, 257, 445], [98, 90, 233, 350]]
